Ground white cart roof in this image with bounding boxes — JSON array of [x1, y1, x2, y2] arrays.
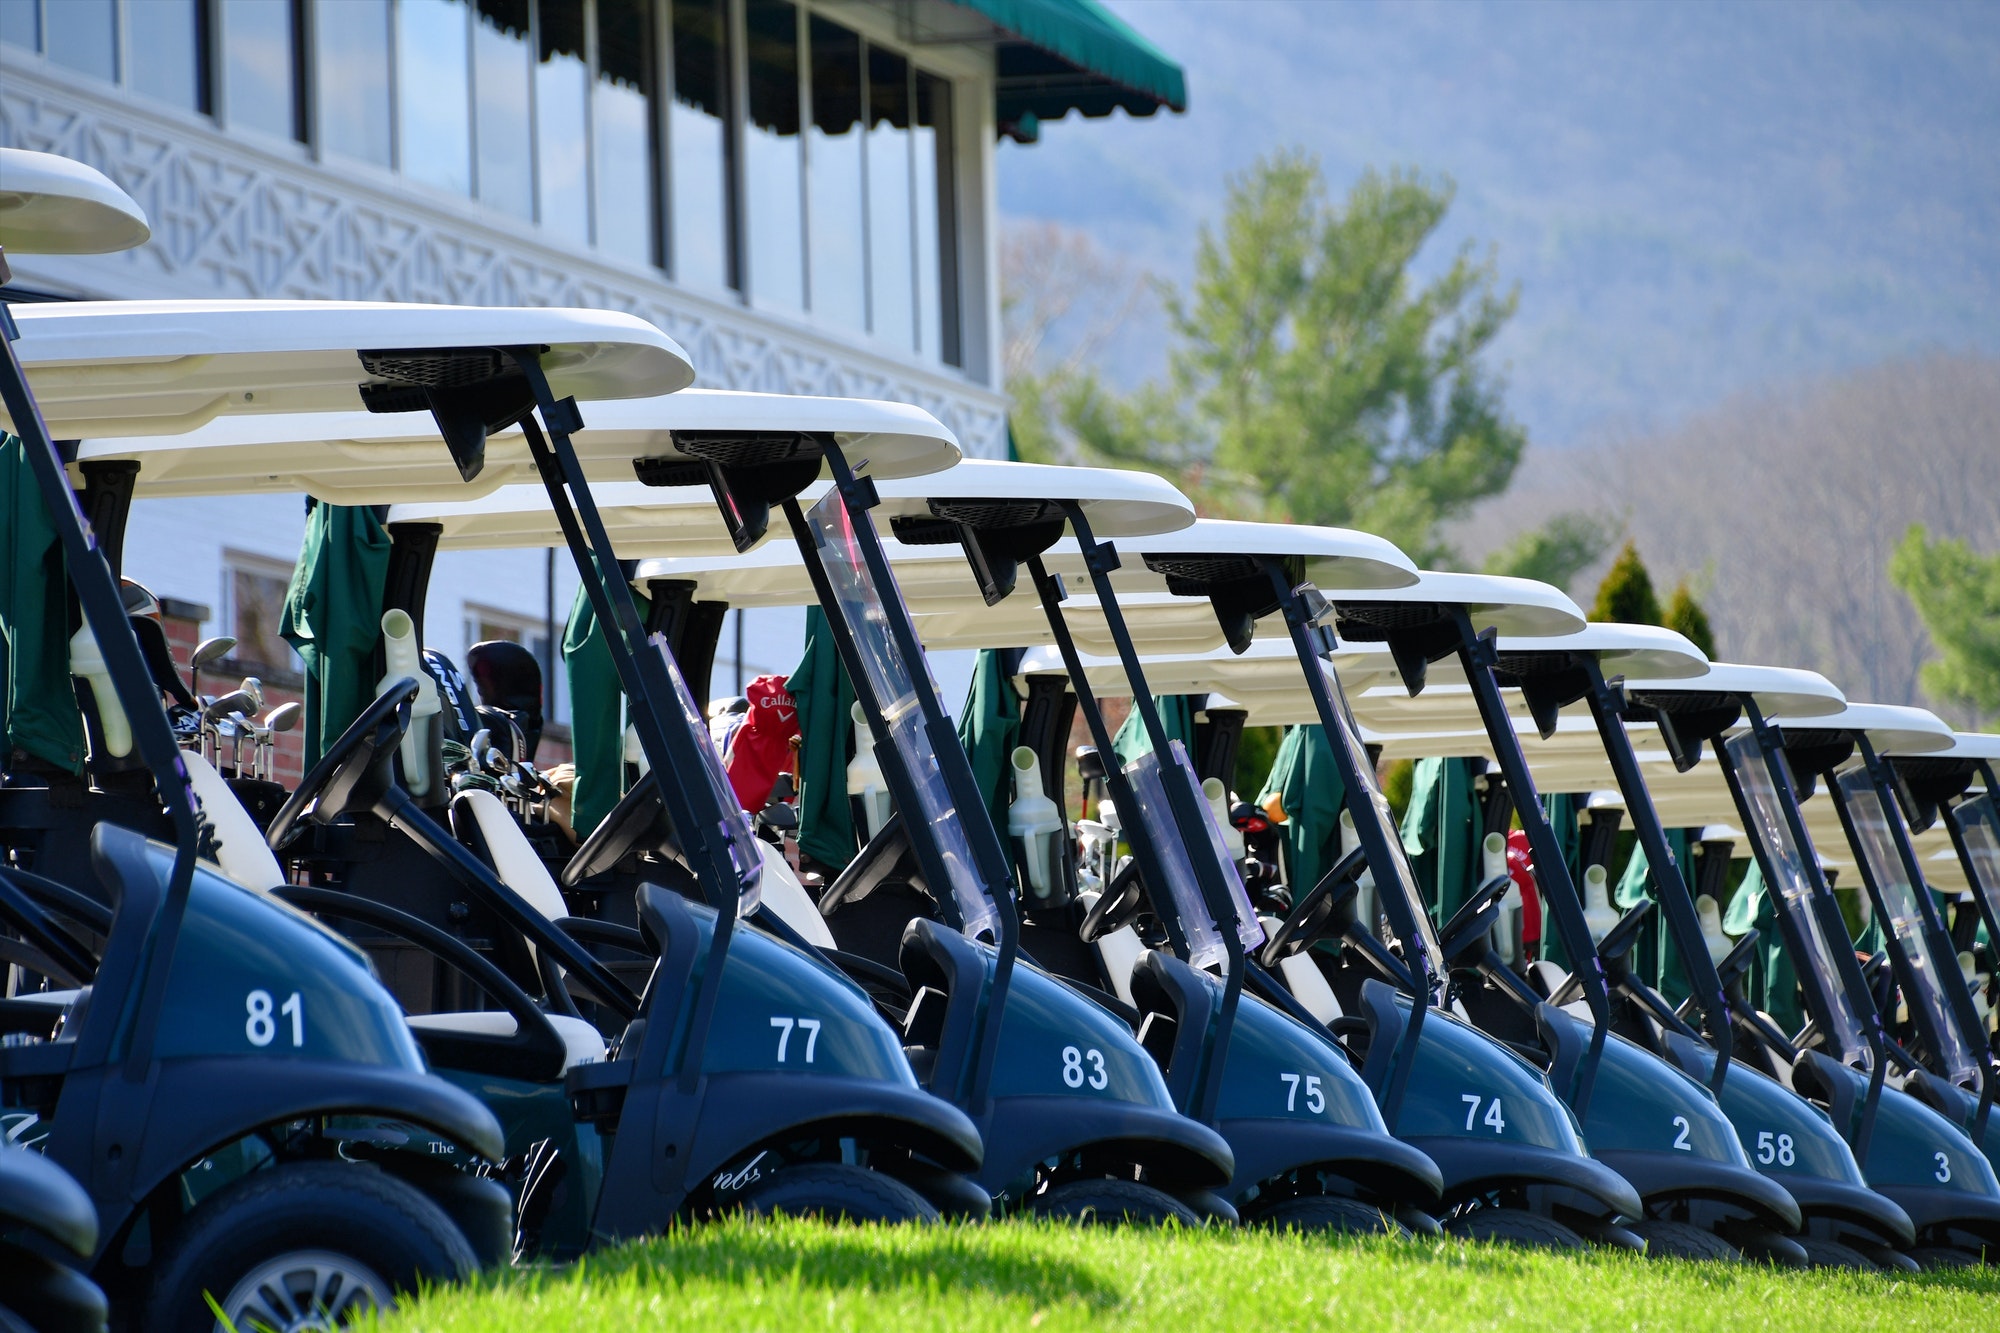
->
[[104, 390, 954, 507], [1888, 731, 2000, 764], [1324, 570, 1587, 639], [402, 456, 1183, 563], [1119, 520, 1421, 592], [1623, 662, 1847, 719], [8, 300, 692, 438], [1771, 702, 1958, 756], [0, 149, 150, 254]]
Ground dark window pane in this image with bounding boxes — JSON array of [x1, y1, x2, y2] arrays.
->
[[316, 0, 391, 164], [223, 0, 301, 141], [129, 0, 209, 114], [916, 70, 960, 366], [806, 15, 863, 333], [866, 44, 912, 350], [47, 0, 116, 82], [594, 0, 655, 265], [0, 0, 41, 53], [536, 0, 590, 243], [668, 0, 730, 290], [398, 0, 472, 194], [473, 0, 533, 218], [744, 0, 801, 312]]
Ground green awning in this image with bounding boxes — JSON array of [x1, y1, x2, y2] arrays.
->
[[950, 0, 1187, 128]]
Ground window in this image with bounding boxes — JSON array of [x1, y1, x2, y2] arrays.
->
[[398, 0, 474, 195], [593, 0, 656, 265], [5, 1, 209, 115], [463, 606, 560, 720], [667, 0, 733, 291], [743, 0, 802, 312], [225, 554, 300, 674], [222, 0, 305, 142], [865, 43, 913, 351], [806, 14, 864, 334], [46, 0, 117, 83], [473, 0, 534, 218], [916, 70, 961, 366], [317, 0, 392, 167], [0, 1, 41, 54], [535, 0, 591, 244]]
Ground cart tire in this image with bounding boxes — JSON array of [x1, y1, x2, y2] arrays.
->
[[1628, 1219, 1742, 1262], [1252, 1195, 1407, 1238], [1030, 1179, 1201, 1227], [1795, 1237, 1880, 1270], [1442, 1208, 1586, 1251], [738, 1164, 940, 1223], [146, 1160, 477, 1333], [1906, 1245, 1982, 1270]]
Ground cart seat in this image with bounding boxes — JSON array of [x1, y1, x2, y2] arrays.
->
[[183, 751, 285, 889], [452, 790, 571, 924]]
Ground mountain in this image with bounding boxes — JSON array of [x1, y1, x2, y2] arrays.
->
[[995, 0, 2000, 448]]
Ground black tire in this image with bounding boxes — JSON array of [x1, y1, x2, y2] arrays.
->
[[738, 1164, 940, 1224], [1628, 1219, 1742, 1262], [145, 1161, 478, 1333], [1795, 1237, 1880, 1270], [1253, 1195, 1408, 1238], [1907, 1245, 1983, 1270], [0, 1247, 108, 1333], [1030, 1179, 1201, 1228], [1442, 1208, 1586, 1251]]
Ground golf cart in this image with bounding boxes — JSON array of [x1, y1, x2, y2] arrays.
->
[[1885, 731, 2000, 1032], [390, 457, 1243, 1224], [1, 166, 647, 1327], [618, 480, 1451, 1233]]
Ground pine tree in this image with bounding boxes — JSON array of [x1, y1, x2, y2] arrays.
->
[[1590, 541, 1660, 625], [1663, 580, 1717, 657]]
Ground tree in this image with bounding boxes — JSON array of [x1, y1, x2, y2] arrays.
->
[[1591, 541, 1660, 625], [1483, 511, 1618, 594], [1663, 580, 1717, 657], [1006, 155, 1528, 548], [1890, 525, 2000, 726]]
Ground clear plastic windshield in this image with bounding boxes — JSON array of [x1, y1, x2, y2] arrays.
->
[[805, 490, 999, 942], [649, 636, 764, 913], [1835, 765, 1981, 1083], [1722, 731, 1869, 1065], [1321, 664, 1445, 968], [1957, 795, 2000, 919], [1122, 743, 1265, 971]]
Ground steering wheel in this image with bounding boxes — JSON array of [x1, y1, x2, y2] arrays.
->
[[561, 771, 667, 888], [1255, 846, 1368, 970], [266, 678, 420, 853], [1715, 927, 1760, 991], [1594, 895, 1653, 966], [1080, 858, 1145, 943]]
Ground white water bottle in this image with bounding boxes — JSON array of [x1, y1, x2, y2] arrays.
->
[[378, 609, 442, 799], [846, 701, 892, 839], [1008, 746, 1065, 898], [1582, 863, 1619, 945], [1203, 776, 1246, 860], [69, 617, 132, 759], [1484, 830, 1517, 964], [1696, 894, 1733, 965]]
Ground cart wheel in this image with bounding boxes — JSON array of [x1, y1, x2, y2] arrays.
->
[[1792, 1236, 1881, 1270], [146, 1161, 477, 1333], [1030, 1179, 1201, 1227], [1442, 1208, 1585, 1250], [1252, 1195, 1407, 1238], [1906, 1245, 1983, 1269], [1628, 1219, 1742, 1261], [739, 1164, 940, 1223]]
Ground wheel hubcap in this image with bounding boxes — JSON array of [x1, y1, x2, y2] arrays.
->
[[215, 1249, 392, 1333]]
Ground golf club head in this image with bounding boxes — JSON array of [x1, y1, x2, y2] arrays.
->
[[239, 676, 265, 709], [265, 701, 302, 733], [202, 689, 257, 725], [192, 636, 236, 670]]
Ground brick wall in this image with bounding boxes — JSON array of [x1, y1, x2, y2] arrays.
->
[[161, 600, 306, 788]]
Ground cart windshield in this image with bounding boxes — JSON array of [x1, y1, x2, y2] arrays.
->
[[651, 636, 764, 913], [804, 489, 999, 941], [1722, 731, 1870, 1065], [1835, 765, 1981, 1083], [1956, 795, 2000, 921], [1122, 742, 1265, 970], [1321, 661, 1444, 969]]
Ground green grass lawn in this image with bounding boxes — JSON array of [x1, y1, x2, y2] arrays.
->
[[371, 1219, 1998, 1332]]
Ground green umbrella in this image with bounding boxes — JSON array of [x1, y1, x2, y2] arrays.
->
[[1111, 693, 1197, 767], [1399, 755, 1483, 927], [560, 579, 650, 840], [788, 605, 859, 871], [0, 433, 84, 774], [280, 502, 390, 767], [1257, 724, 1349, 895], [1721, 860, 1806, 1039], [1614, 828, 1695, 1005], [956, 648, 1022, 834]]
